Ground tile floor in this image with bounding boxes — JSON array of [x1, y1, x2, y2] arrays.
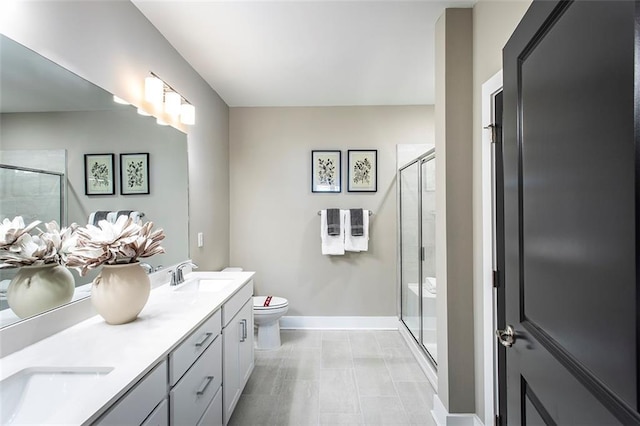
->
[[228, 329, 436, 426]]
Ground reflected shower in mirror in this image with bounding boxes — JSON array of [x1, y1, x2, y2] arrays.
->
[[0, 34, 190, 327]]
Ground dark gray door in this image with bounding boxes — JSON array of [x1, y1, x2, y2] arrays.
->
[[502, 1, 640, 424]]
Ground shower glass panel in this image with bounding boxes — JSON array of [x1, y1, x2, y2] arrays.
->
[[400, 162, 420, 342], [0, 164, 64, 225], [421, 157, 437, 361]]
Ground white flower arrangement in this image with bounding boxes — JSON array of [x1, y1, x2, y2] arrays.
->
[[66, 215, 165, 276], [0, 216, 78, 269]]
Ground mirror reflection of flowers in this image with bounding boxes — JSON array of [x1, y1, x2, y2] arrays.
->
[[66, 216, 165, 276], [0, 216, 78, 269]]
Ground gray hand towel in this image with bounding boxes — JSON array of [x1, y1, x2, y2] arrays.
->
[[93, 211, 109, 225], [327, 208, 341, 236], [350, 209, 364, 236]]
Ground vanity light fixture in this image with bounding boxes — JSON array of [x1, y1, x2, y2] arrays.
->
[[156, 117, 169, 126], [137, 107, 151, 116], [144, 72, 196, 125]]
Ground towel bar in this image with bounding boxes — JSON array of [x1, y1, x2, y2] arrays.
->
[[317, 210, 373, 216]]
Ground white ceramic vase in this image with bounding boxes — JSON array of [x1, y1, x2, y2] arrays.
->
[[91, 262, 150, 325], [6, 264, 75, 319]]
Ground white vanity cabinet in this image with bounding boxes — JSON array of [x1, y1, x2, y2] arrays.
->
[[94, 360, 168, 426], [71, 274, 256, 426], [169, 309, 223, 426], [222, 280, 254, 425]]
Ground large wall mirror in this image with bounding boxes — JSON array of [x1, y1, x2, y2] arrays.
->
[[0, 35, 190, 328]]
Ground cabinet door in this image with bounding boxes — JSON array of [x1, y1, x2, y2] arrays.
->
[[237, 299, 254, 391], [222, 298, 254, 424], [222, 309, 241, 425]]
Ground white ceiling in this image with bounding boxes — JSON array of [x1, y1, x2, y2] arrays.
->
[[132, 0, 476, 107]]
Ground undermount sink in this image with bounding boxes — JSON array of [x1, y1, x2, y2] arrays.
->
[[0, 367, 113, 425], [172, 278, 236, 293]]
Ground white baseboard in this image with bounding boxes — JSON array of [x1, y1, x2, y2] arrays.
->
[[432, 395, 484, 426], [279, 316, 399, 330]]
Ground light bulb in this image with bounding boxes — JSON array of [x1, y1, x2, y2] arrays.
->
[[164, 91, 181, 116], [145, 76, 163, 105], [156, 117, 169, 126], [180, 103, 196, 125]]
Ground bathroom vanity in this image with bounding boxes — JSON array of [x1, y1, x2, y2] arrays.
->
[[0, 270, 255, 425]]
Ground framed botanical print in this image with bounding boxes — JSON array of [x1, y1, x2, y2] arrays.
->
[[348, 149, 377, 192], [311, 150, 341, 193], [84, 153, 115, 195], [120, 153, 150, 195]]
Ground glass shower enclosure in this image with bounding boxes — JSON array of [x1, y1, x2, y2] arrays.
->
[[399, 149, 436, 364]]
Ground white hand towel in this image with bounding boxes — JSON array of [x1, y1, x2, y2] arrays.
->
[[345, 209, 369, 252], [129, 211, 143, 225], [321, 209, 345, 255]]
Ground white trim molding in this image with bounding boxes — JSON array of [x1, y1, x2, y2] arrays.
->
[[481, 69, 503, 426], [279, 316, 399, 330], [433, 395, 484, 426]]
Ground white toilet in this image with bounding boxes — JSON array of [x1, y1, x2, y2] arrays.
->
[[253, 296, 288, 350], [221, 267, 288, 350]]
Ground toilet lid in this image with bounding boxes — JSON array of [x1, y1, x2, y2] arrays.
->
[[254, 296, 288, 310]]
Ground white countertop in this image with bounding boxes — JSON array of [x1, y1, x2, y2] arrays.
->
[[0, 270, 255, 425]]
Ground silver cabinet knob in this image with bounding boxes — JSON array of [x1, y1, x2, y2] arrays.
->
[[495, 325, 515, 348]]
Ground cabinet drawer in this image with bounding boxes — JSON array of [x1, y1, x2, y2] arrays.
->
[[222, 279, 253, 327], [141, 398, 168, 426], [170, 334, 222, 425], [169, 309, 221, 386], [95, 360, 167, 426], [197, 386, 222, 426]]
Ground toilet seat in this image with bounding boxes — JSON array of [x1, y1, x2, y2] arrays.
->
[[253, 296, 288, 310]]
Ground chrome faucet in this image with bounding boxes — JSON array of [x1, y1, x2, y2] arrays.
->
[[139, 262, 153, 274], [170, 261, 198, 286]]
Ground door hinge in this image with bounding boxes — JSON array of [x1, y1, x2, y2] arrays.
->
[[421, 246, 425, 262], [492, 270, 500, 288], [495, 414, 502, 426], [484, 123, 498, 144]]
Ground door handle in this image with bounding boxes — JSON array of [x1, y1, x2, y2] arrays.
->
[[495, 325, 515, 348], [240, 319, 247, 342], [194, 332, 213, 348], [196, 376, 214, 396]]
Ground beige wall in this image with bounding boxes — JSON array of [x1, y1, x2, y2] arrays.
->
[[0, 0, 230, 270], [229, 106, 434, 316], [435, 8, 475, 413], [472, 0, 531, 422]]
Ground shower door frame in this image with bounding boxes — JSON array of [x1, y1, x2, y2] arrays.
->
[[398, 148, 436, 367]]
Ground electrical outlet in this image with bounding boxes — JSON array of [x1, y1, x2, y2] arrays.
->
[[197, 232, 204, 247]]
